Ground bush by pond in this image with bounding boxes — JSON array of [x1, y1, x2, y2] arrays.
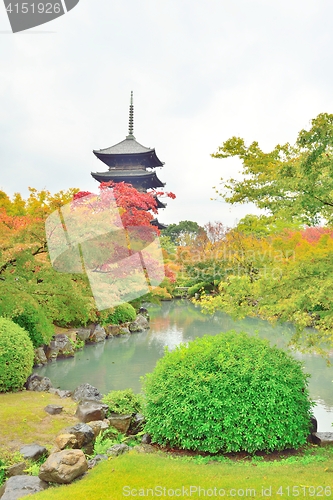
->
[[143, 331, 313, 453], [101, 303, 136, 325], [0, 318, 34, 392]]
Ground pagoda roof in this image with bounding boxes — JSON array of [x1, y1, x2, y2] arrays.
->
[[93, 138, 164, 169], [154, 197, 167, 209], [151, 218, 168, 230], [91, 169, 165, 189], [94, 136, 152, 155]]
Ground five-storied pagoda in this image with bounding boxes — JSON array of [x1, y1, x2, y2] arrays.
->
[[91, 92, 166, 228]]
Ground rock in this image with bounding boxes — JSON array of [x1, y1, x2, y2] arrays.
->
[[65, 330, 77, 342], [89, 324, 106, 343], [75, 400, 109, 423], [87, 454, 108, 469], [45, 334, 75, 360], [0, 475, 49, 499], [108, 413, 132, 434], [48, 388, 72, 398], [33, 347, 47, 366], [105, 324, 120, 336], [129, 314, 149, 333], [76, 328, 91, 342], [308, 433, 321, 445], [87, 419, 110, 438], [139, 307, 149, 321], [19, 444, 47, 461], [106, 443, 130, 457], [44, 404, 63, 415], [119, 327, 130, 336], [7, 462, 27, 478], [71, 383, 102, 402], [39, 449, 88, 484], [25, 374, 53, 392], [55, 434, 78, 450], [142, 433, 152, 444], [61, 423, 95, 449], [315, 432, 333, 444], [129, 413, 145, 434]]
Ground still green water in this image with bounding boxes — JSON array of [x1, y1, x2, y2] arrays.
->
[[35, 300, 333, 431]]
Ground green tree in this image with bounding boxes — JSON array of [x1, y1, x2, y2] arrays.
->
[[162, 220, 203, 246], [212, 113, 333, 225]]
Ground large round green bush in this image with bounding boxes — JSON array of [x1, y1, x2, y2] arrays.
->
[[0, 318, 34, 392], [143, 331, 313, 453]]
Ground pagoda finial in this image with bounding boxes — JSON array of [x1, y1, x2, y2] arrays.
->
[[127, 91, 135, 139]]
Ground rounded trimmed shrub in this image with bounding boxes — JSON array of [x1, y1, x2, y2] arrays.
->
[[0, 318, 34, 392], [143, 331, 313, 453]]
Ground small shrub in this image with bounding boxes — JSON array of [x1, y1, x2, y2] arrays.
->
[[102, 303, 136, 325], [0, 318, 34, 392], [91, 428, 123, 456], [102, 389, 143, 415], [143, 331, 314, 454], [0, 450, 24, 486]]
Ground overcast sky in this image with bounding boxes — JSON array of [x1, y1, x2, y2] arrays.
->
[[1, 1, 333, 227]]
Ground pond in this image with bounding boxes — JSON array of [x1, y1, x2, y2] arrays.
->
[[35, 300, 333, 432]]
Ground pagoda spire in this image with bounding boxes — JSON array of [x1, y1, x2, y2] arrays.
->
[[127, 91, 135, 139]]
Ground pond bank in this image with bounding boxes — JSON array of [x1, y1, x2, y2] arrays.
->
[[35, 300, 333, 432]]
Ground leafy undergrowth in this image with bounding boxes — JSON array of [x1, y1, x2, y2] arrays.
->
[[0, 391, 77, 452], [30, 448, 333, 500]]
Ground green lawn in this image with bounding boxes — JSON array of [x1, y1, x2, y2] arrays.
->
[[0, 391, 77, 451], [30, 448, 333, 500]]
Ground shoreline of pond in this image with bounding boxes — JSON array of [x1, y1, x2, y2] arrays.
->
[[34, 300, 333, 432]]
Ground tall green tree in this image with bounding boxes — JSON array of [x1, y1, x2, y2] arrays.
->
[[212, 113, 333, 225]]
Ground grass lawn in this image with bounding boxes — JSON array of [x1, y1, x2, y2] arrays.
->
[[30, 449, 333, 499], [0, 390, 77, 452]]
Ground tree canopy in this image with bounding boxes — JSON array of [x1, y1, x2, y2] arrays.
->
[[212, 113, 333, 225], [162, 220, 203, 245]]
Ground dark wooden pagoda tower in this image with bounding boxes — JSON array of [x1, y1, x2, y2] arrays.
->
[[91, 92, 166, 227]]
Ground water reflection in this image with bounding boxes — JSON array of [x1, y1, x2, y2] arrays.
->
[[35, 300, 333, 431]]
